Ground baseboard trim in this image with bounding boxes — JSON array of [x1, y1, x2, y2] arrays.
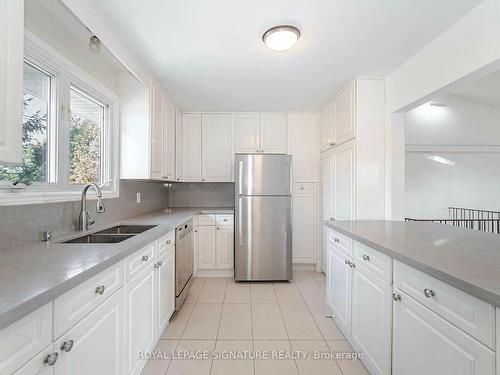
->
[[195, 269, 234, 278], [292, 263, 317, 271]]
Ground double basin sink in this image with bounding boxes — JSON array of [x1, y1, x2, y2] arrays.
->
[[63, 225, 157, 244]]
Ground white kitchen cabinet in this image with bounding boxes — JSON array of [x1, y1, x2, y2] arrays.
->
[[320, 149, 334, 221], [0, 0, 24, 163], [327, 245, 352, 337], [12, 344, 56, 375], [292, 183, 318, 264], [333, 139, 355, 220], [234, 113, 260, 153], [150, 78, 165, 180], [234, 112, 286, 154], [175, 110, 183, 181], [197, 225, 217, 269], [320, 101, 334, 152], [260, 112, 286, 153], [393, 289, 495, 375], [202, 113, 234, 182], [54, 289, 125, 375], [125, 266, 156, 375], [287, 113, 319, 182], [155, 250, 175, 338], [333, 81, 355, 145], [163, 100, 176, 180], [351, 264, 392, 375], [216, 226, 234, 269], [182, 113, 203, 181]]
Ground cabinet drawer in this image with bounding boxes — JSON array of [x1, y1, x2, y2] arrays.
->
[[394, 261, 495, 348], [327, 229, 352, 256], [54, 261, 124, 339], [13, 343, 55, 375], [0, 303, 53, 375], [292, 183, 317, 195], [198, 214, 216, 226], [216, 214, 233, 226], [353, 242, 392, 283], [125, 242, 156, 281], [156, 231, 175, 257]]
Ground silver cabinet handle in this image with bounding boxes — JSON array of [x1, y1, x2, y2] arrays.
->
[[300, 186, 304, 190], [329, 217, 334, 221], [349, 261, 355, 268], [393, 293, 401, 302], [60, 340, 74, 352], [166, 239, 171, 245], [158, 261, 163, 267], [142, 255, 149, 262], [154, 262, 158, 269], [223, 219, 228, 222], [95, 285, 105, 295], [362, 254, 370, 261], [424, 289, 435, 298], [217, 227, 220, 230], [334, 238, 340, 243], [43, 352, 59, 366], [344, 259, 349, 265], [329, 142, 335, 146]]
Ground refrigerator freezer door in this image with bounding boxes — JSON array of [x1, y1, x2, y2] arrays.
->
[[235, 154, 291, 196], [235, 195, 292, 281]]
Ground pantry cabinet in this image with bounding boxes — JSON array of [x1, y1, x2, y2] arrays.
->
[[0, 0, 24, 163], [234, 112, 286, 154], [54, 290, 125, 375], [202, 114, 234, 182], [287, 113, 319, 182], [292, 183, 318, 264]]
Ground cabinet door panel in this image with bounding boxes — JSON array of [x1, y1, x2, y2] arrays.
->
[[202, 114, 233, 182], [197, 226, 216, 269], [260, 112, 286, 153], [54, 289, 125, 375], [182, 114, 202, 181], [150, 81, 164, 179], [333, 139, 355, 220], [351, 265, 392, 375], [287, 113, 319, 182], [292, 185, 317, 264], [393, 290, 495, 375], [329, 246, 351, 336], [216, 226, 234, 269], [320, 103, 334, 152], [234, 113, 260, 153], [156, 251, 175, 337], [12, 344, 55, 375], [320, 150, 334, 221], [163, 100, 176, 180], [125, 268, 156, 375], [334, 81, 355, 145]]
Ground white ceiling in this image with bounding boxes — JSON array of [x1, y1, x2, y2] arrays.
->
[[448, 69, 500, 109], [92, 0, 482, 112]]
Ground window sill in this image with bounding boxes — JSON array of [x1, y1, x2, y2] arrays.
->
[[0, 190, 119, 206]]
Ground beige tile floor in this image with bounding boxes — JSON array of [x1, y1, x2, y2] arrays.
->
[[141, 271, 369, 375]]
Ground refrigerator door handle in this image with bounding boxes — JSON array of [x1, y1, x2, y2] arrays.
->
[[238, 160, 244, 195], [238, 198, 244, 246]]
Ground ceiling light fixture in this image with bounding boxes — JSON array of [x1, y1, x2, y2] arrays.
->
[[262, 25, 300, 52]]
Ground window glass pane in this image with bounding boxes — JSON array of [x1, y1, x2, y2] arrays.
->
[[0, 62, 50, 184], [69, 87, 105, 185]]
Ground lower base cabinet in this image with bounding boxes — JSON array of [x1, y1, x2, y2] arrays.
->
[[393, 289, 495, 375], [156, 250, 175, 336], [197, 215, 234, 273], [54, 289, 125, 375], [13, 344, 56, 375], [216, 226, 234, 269], [327, 244, 352, 336], [351, 264, 392, 375], [125, 266, 156, 375]]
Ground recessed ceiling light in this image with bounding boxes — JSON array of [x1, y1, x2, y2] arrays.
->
[[262, 25, 300, 52]]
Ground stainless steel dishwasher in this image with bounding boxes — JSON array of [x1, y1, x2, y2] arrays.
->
[[175, 218, 194, 310]]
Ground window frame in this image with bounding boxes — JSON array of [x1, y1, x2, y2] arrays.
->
[[0, 31, 119, 206]]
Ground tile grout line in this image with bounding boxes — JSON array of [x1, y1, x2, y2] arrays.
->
[[210, 278, 228, 375]]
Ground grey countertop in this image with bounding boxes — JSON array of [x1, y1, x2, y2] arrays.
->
[[0, 208, 234, 330], [324, 220, 500, 307]]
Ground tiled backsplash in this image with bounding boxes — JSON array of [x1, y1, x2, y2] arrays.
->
[[168, 182, 234, 208], [0, 180, 168, 250]]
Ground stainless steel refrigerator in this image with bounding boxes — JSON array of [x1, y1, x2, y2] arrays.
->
[[234, 154, 292, 281]]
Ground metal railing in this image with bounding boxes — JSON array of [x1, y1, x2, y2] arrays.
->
[[405, 207, 500, 234]]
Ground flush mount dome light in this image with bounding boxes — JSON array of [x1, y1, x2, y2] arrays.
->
[[263, 25, 300, 51]]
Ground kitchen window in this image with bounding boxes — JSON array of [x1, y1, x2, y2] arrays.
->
[[0, 32, 119, 205]]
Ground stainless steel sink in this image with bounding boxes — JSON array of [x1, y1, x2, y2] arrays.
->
[[63, 233, 136, 244], [96, 225, 157, 235]]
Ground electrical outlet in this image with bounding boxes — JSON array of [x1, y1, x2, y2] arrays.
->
[[136, 192, 141, 204]]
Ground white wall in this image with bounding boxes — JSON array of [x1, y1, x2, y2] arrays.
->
[[385, 0, 500, 219], [405, 96, 500, 218]]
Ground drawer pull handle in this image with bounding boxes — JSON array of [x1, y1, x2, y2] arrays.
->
[[392, 293, 401, 302], [60, 340, 74, 352], [349, 261, 355, 268], [95, 285, 105, 295], [158, 261, 163, 267], [334, 238, 340, 243], [344, 259, 349, 265], [362, 254, 370, 261], [43, 353, 59, 366], [166, 239, 171, 245], [142, 255, 149, 262], [424, 289, 435, 298]]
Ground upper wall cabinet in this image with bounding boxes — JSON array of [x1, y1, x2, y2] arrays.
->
[[320, 102, 334, 152], [181, 113, 202, 182], [333, 81, 356, 145], [120, 74, 176, 181], [234, 112, 286, 154], [287, 113, 319, 182], [202, 114, 234, 182], [0, 0, 24, 163]]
